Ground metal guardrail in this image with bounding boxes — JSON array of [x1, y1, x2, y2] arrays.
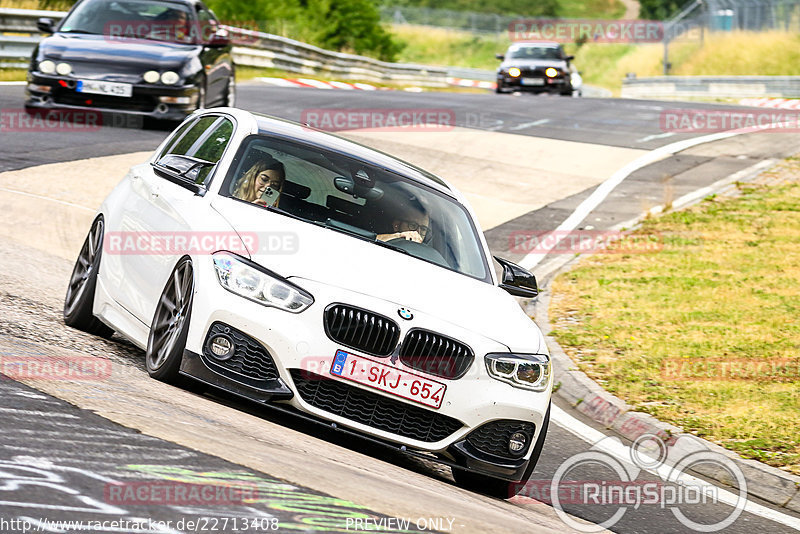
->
[[622, 76, 800, 99], [0, 7, 451, 86]]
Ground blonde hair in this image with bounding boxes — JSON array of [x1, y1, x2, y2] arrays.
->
[[233, 159, 285, 202]]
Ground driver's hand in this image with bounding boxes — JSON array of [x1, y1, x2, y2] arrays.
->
[[376, 231, 423, 244]]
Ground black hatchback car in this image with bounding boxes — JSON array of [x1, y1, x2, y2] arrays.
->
[[26, 0, 234, 122], [495, 41, 577, 96]]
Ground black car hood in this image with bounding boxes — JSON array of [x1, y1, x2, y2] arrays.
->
[[500, 58, 569, 70], [38, 33, 196, 71]]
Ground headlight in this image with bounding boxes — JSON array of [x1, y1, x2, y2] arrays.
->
[[143, 70, 160, 84], [161, 71, 180, 85], [212, 252, 313, 313], [545, 67, 558, 78], [56, 62, 72, 75], [485, 353, 551, 391], [508, 67, 521, 78], [39, 60, 56, 74]]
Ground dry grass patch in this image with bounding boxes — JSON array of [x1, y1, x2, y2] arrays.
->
[[550, 156, 800, 474]]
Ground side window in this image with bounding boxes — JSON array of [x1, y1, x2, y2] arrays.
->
[[156, 115, 234, 185]]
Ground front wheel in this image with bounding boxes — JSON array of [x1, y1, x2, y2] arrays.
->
[[146, 257, 194, 383], [495, 83, 505, 94], [452, 403, 551, 498], [63, 216, 114, 338]]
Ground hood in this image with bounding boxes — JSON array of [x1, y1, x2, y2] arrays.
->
[[39, 33, 195, 73], [500, 58, 569, 70], [211, 197, 544, 353]]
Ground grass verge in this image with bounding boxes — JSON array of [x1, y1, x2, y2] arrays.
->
[[549, 156, 800, 475]]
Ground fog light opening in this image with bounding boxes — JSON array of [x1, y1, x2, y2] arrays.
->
[[209, 335, 233, 360], [155, 103, 169, 114], [509, 431, 528, 456]]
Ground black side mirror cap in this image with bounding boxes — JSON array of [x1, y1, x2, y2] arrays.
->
[[494, 256, 538, 298], [37, 17, 55, 33], [208, 28, 230, 47], [565, 55, 575, 61], [495, 53, 505, 60]]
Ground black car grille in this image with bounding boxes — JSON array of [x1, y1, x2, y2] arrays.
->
[[399, 329, 473, 380], [202, 322, 279, 381], [54, 91, 157, 113], [466, 420, 536, 459], [290, 370, 463, 442], [324, 304, 400, 357]]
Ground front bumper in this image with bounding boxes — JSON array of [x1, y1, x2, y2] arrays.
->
[[497, 73, 571, 93], [179, 260, 552, 479], [25, 72, 199, 122]]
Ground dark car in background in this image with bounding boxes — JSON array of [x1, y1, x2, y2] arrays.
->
[[26, 0, 235, 122], [495, 41, 580, 96]]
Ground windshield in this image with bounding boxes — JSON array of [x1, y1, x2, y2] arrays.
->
[[508, 45, 564, 60], [221, 136, 491, 282], [59, 0, 197, 44]]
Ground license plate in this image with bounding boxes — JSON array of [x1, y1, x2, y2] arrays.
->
[[76, 80, 132, 98], [521, 78, 545, 86], [330, 350, 446, 409]]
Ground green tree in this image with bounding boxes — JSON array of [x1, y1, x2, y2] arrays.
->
[[638, 0, 685, 20], [308, 0, 403, 60]]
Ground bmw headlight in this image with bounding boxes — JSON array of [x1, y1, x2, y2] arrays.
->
[[56, 62, 72, 75], [508, 67, 521, 78], [545, 67, 558, 78], [39, 60, 56, 74], [143, 70, 160, 84], [485, 353, 551, 391], [212, 252, 313, 313], [161, 71, 180, 85]]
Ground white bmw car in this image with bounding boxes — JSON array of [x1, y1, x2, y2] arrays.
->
[[64, 108, 552, 497]]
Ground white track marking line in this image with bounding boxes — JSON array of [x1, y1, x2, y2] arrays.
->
[[552, 406, 800, 530], [510, 119, 550, 131], [0, 186, 94, 212], [0, 81, 26, 86], [519, 124, 789, 270], [636, 132, 674, 143]]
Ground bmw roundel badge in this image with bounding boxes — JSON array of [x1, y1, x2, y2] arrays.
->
[[398, 308, 413, 320]]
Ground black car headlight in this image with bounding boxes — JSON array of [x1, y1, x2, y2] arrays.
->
[[212, 252, 313, 313], [38, 60, 56, 74], [485, 353, 551, 391]]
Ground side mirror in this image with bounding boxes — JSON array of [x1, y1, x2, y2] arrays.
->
[[207, 28, 230, 47], [37, 17, 55, 33], [495, 53, 505, 60], [565, 55, 575, 61], [494, 256, 538, 298]]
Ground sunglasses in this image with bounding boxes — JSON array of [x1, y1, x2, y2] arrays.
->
[[400, 220, 430, 235]]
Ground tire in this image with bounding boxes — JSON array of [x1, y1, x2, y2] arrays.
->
[[453, 403, 551, 499], [63, 216, 114, 338], [146, 257, 194, 383], [224, 73, 236, 107], [495, 83, 505, 94]]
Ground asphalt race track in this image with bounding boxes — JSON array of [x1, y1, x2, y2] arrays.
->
[[1, 82, 800, 533]]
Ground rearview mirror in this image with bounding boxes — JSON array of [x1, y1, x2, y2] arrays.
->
[[494, 256, 538, 298], [495, 53, 505, 60], [565, 55, 575, 61], [37, 17, 55, 33], [208, 28, 230, 47]]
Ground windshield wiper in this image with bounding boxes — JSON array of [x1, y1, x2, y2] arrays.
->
[[60, 29, 99, 34], [371, 238, 412, 257]]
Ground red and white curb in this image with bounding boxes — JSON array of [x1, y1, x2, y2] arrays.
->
[[740, 97, 800, 109], [446, 77, 497, 90], [256, 77, 377, 90]]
